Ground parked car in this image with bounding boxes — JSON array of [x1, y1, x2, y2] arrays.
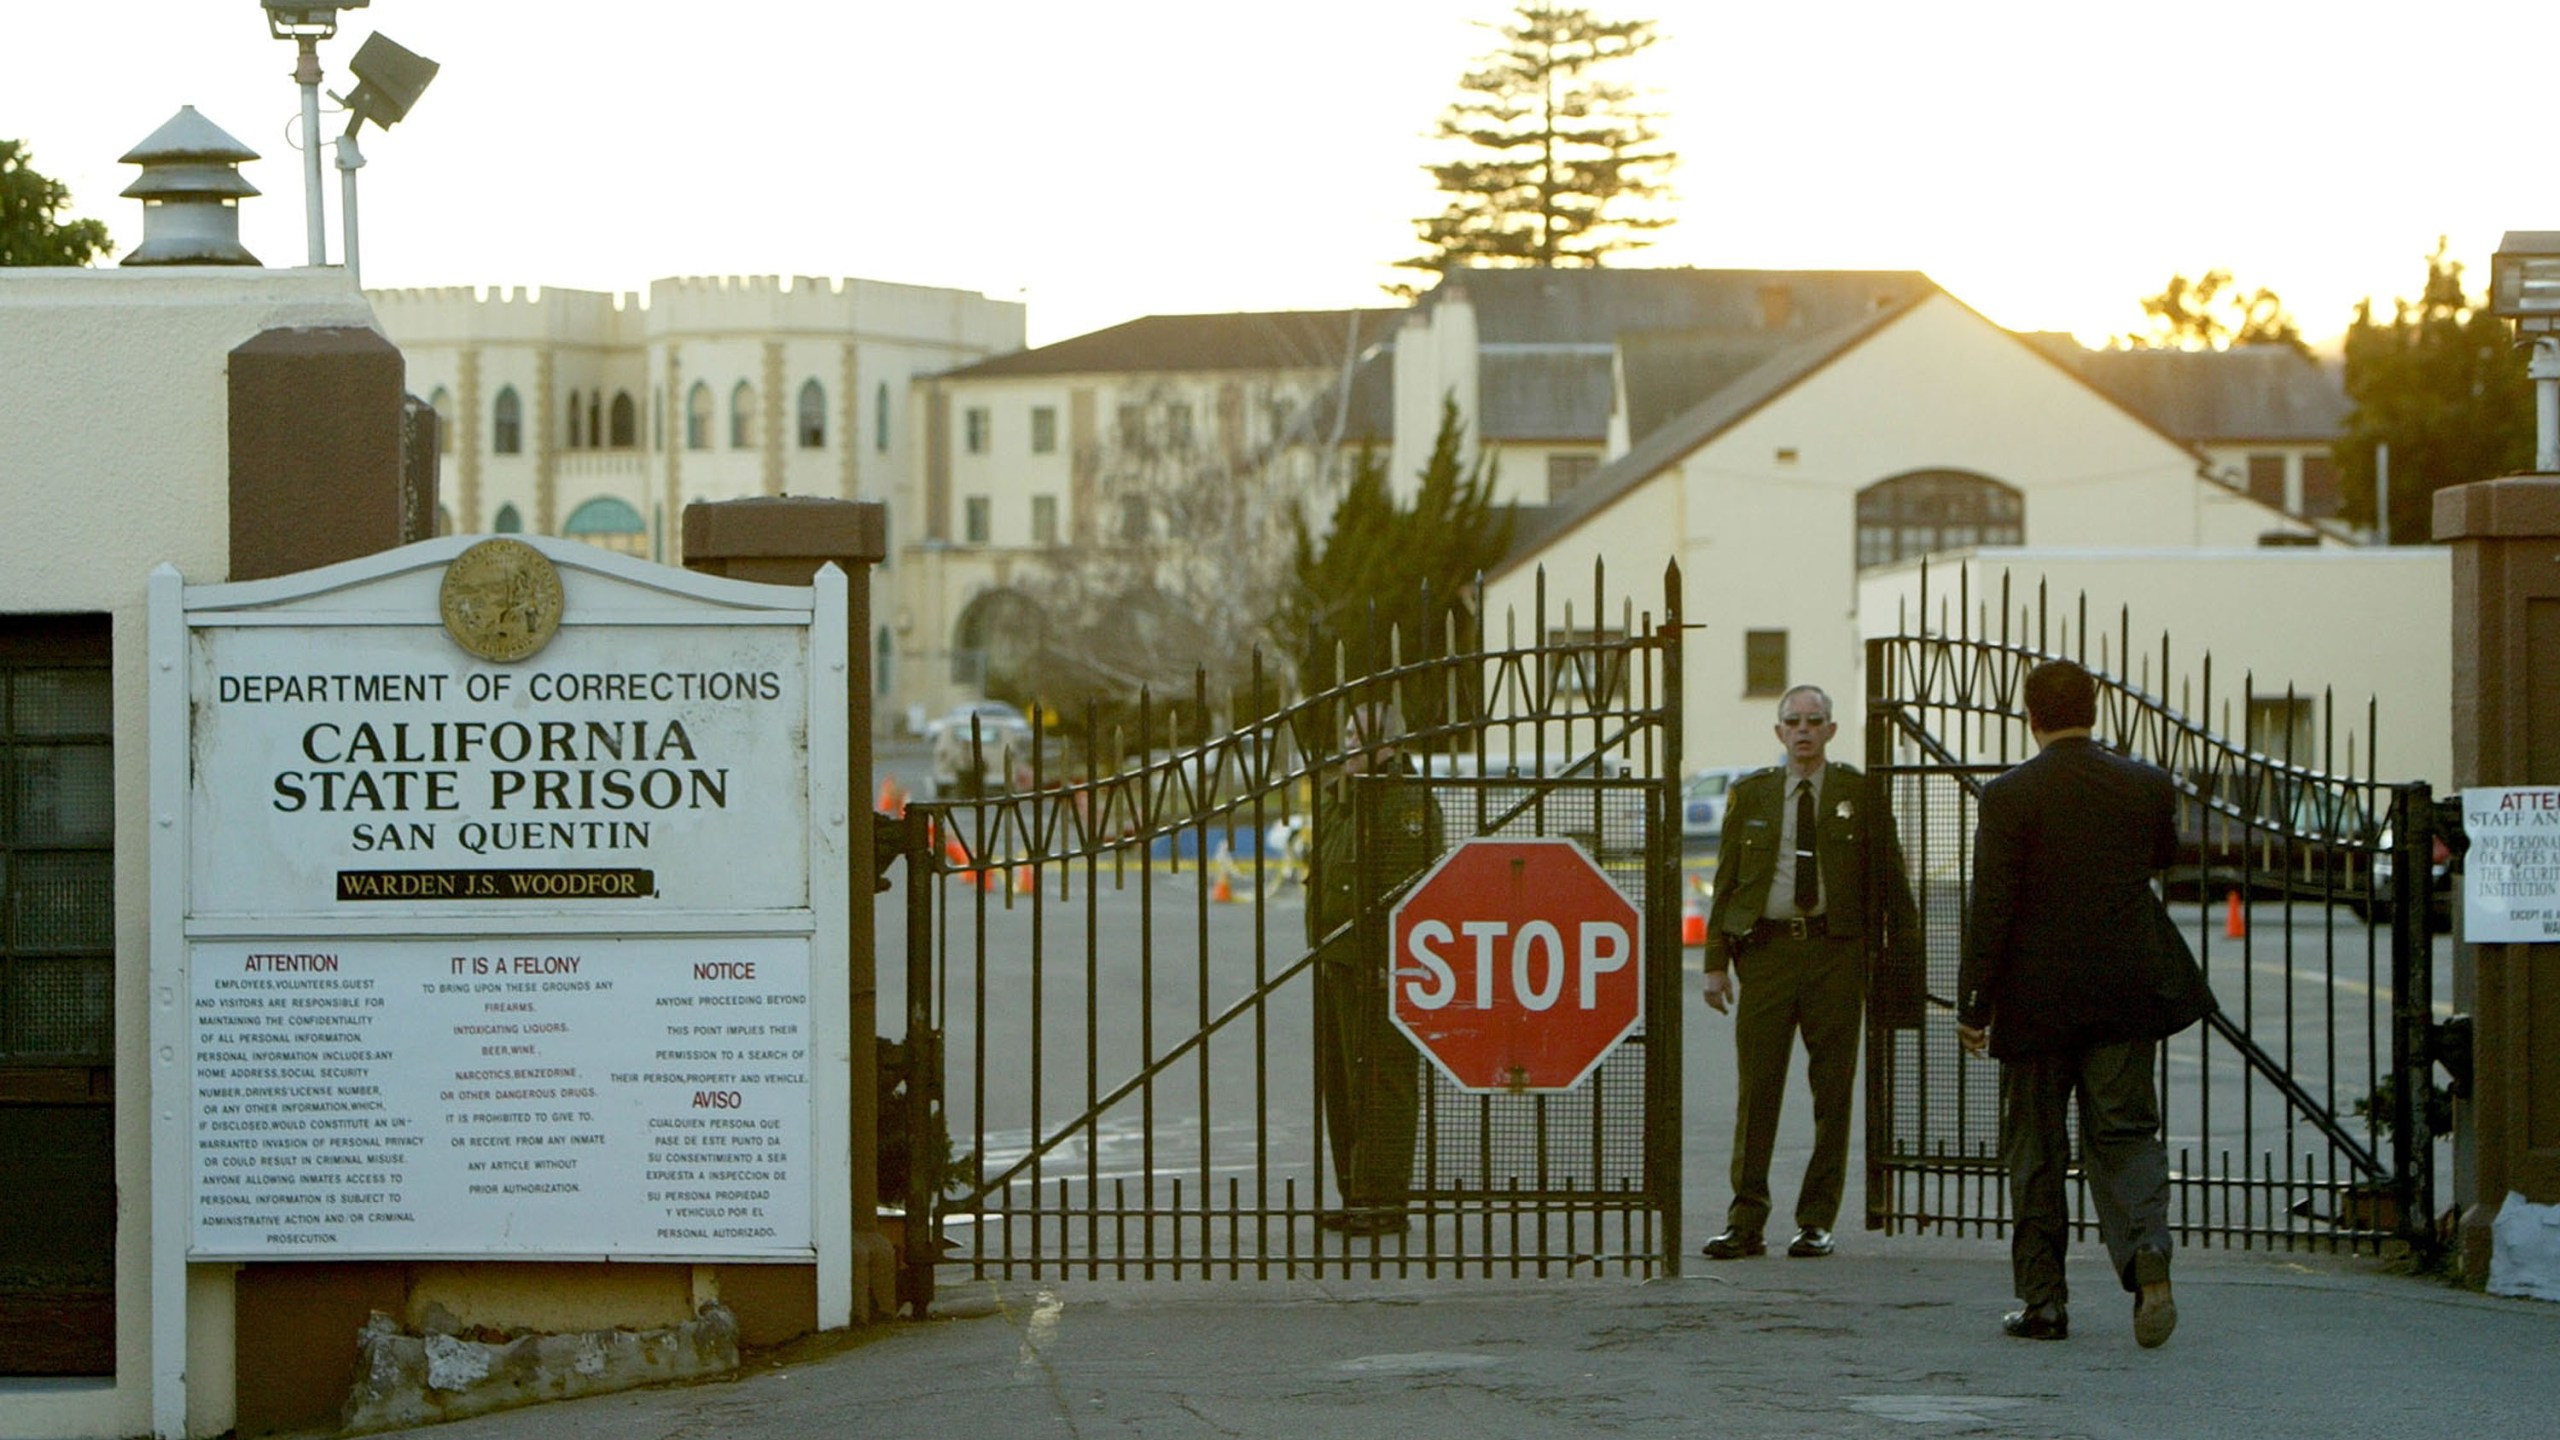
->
[[927, 701, 1036, 797], [2161, 771, 2448, 927], [2352, 830, 2455, 931], [1681, 765, 1760, 854]]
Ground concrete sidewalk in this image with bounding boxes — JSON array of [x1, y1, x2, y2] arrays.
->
[[411, 1236, 2549, 1440]]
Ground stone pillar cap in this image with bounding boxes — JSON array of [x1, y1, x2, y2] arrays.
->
[[2434, 474, 2560, 542]]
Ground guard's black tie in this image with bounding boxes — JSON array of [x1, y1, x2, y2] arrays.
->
[[1794, 781, 1820, 914]]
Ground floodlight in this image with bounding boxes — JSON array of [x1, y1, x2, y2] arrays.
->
[[340, 32, 438, 132], [2490, 233, 2560, 337], [2490, 231, 2560, 472]]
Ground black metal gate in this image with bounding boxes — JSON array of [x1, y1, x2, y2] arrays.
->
[[1864, 569, 2449, 1256], [891, 565, 1684, 1307]]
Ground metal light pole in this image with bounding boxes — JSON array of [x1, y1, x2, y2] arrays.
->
[[334, 131, 364, 283], [332, 31, 438, 288], [260, 2, 368, 267], [2490, 231, 2560, 472]]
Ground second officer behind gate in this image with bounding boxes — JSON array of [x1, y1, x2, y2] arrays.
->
[[1698, 684, 1922, 1260], [1307, 701, 1444, 1236]]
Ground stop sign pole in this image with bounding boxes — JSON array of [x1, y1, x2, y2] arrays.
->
[[1388, 838, 1646, 1093]]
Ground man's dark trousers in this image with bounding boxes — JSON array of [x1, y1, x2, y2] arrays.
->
[[2001, 1038, 2172, 1306], [1728, 928, 1861, 1235]]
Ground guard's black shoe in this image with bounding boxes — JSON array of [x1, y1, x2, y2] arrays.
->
[[2001, 1302, 2069, 1340], [1786, 1226, 1835, 1258], [1700, 1228, 1766, 1259], [1319, 1208, 1408, 1236]]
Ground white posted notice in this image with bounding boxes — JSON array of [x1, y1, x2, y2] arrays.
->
[[2462, 787, 2560, 943], [189, 935, 812, 1259]]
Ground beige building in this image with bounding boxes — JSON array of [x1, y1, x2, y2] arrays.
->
[[901, 309, 1393, 717], [899, 270, 2368, 751], [371, 276, 1024, 725], [1482, 283, 2342, 770], [2037, 341, 2357, 530]]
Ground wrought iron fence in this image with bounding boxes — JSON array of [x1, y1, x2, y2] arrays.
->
[[891, 564, 1685, 1307], [1864, 566, 2445, 1256]]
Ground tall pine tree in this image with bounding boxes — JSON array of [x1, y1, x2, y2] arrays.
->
[[1397, 5, 1675, 294]]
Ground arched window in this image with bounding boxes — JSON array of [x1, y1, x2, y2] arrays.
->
[[587, 393, 602, 452], [492, 503, 523, 534], [798, 379, 826, 449], [609, 390, 637, 449], [492, 386, 522, 455], [875, 625, 893, 696], [875, 381, 890, 453], [685, 382, 712, 451], [564, 495, 649, 557], [567, 390, 584, 449], [730, 381, 757, 449], [1855, 470, 2023, 569], [951, 588, 1042, 690], [428, 386, 453, 455]]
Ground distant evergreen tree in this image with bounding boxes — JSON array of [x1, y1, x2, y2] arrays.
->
[[1284, 397, 1514, 741], [2335, 241, 2534, 541], [1396, 4, 1675, 294], [1, 140, 111, 267]]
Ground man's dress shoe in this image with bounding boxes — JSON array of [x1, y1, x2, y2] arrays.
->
[[1699, 1228, 1766, 1259], [1786, 1226, 1834, 1258], [2001, 1302, 2069, 1340]]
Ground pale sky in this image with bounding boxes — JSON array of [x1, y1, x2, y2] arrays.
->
[[7, 1, 2546, 349]]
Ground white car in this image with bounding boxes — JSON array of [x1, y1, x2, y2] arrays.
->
[[1682, 765, 1760, 852], [927, 702, 1036, 796]]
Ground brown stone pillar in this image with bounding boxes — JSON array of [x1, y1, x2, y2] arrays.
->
[[2435, 475, 2560, 1282], [227, 326, 411, 581], [682, 497, 893, 1323]]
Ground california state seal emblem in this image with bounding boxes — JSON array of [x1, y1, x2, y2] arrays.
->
[[439, 538, 564, 663]]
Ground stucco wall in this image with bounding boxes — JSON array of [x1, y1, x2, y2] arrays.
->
[[0, 264, 381, 1440]]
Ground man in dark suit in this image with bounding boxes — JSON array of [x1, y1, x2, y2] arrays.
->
[[1958, 659, 2208, 1348], [1699, 685, 1920, 1260]]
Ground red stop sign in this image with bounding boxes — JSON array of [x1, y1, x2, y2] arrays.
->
[[1389, 838, 1645, 1093]]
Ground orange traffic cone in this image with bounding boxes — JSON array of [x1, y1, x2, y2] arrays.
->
[[1681, 879, 1707, 946], [1013, 863, 1036, 896], [2224, 888, 2246, 939], [1210, 871, 1236, 905], [876, 776, 907, 818]]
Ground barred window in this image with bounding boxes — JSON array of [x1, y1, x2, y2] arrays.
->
[[2, 615, 114, 1066], [1743, 629, 1788, 697]]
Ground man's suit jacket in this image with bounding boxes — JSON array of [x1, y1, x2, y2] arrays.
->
[[1703, 763, 1920, 985], [1957, 736, 2211, 1057]]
